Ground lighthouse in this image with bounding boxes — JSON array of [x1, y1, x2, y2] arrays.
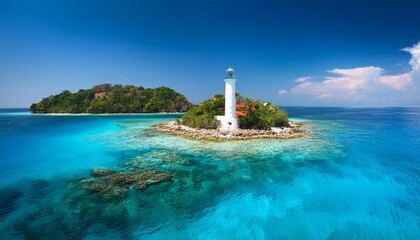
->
[[215, 68, 239, 130]]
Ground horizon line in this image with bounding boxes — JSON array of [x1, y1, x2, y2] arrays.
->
[[1, 106, 420, 110]]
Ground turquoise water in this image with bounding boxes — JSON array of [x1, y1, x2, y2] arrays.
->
[[0, 108, 419, 239]]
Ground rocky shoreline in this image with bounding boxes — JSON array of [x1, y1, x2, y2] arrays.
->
[[154, 121, 310, 141]]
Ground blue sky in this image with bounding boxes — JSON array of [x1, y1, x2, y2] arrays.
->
[[1, 0, 420, 107]]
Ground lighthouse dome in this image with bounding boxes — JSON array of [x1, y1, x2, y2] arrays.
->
[[226, 67, 235, 78]]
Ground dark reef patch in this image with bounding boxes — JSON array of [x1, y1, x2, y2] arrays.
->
[[81, 169, 173, 199], [0, 187, 23, 219], [27, 179, 50, 202]]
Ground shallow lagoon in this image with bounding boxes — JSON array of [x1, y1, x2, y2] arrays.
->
[[0, 108, 419, 239]]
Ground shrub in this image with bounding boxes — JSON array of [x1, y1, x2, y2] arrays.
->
[[181, 95, 224, 129], [238, 99, 289, 130], [181, 95, 289, 130]]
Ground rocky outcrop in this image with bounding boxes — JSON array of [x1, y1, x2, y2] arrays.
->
[[91, 168, 117, 177], [154, 121, 310, 141], [81, 169, 173, 199]]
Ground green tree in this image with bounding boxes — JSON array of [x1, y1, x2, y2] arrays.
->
[[181, 95, 225, 129], [30, 84, 192, 114], [181, 94, 289, 130], [238, 99, 289, 129]]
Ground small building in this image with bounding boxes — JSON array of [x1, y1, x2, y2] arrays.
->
[[95, 92, 107, 100], [236, 103, 247, 117], [215, 68, 239, 130]]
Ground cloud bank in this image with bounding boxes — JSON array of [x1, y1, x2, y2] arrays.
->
[[281, 42, 420, 106]]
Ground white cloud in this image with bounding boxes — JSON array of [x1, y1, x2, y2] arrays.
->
[[375, 42, 420, 90], [402, 42, 420, 71], [295, 76, 312, 83], [278, 89, 288, 95], [291, 66, 383, 99], [285, 41, 420, 104], [326, 67, 383, 91], [379, 73, 411, 90]]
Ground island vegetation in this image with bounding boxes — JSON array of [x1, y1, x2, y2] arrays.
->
[[180, 94, 289, 130], [29, 84, 192, 113], [153, 93, 308, 141]]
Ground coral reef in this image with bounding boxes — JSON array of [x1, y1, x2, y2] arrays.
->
[[124, 150, 189, 171], [81, 169, 173, 199]]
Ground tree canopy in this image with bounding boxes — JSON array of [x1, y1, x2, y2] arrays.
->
[[237, 99, 289, 130], [180, 94, 289, 130], [30, 84, 192, 114], [180, 94, 225, 129]]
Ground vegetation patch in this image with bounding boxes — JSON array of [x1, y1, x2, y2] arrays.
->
[[180, 94, 289, 130], [180, 94, 225, 129], [30, 83, 192, 113]]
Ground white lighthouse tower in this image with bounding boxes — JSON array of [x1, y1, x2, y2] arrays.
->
[[216, 67, 239, 130]]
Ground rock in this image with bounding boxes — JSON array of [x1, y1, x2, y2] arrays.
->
[[153, 120, 310, 141], [81, 169, 173, 199], [91, 168, 116, 177]]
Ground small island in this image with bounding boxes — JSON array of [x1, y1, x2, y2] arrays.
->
[[155, 68, 309, 140], [30, 84, 192, 113]]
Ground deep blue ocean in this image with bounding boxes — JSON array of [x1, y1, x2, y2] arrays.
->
[[0, 107, 419, 239]]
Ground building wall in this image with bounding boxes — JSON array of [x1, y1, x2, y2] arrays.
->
[[224, 79, 237, 119]]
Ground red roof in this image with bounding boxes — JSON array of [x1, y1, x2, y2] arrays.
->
[[236, 103, 247, 116], [236, 111, 247, 117], [95, 92, 106, 99]]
